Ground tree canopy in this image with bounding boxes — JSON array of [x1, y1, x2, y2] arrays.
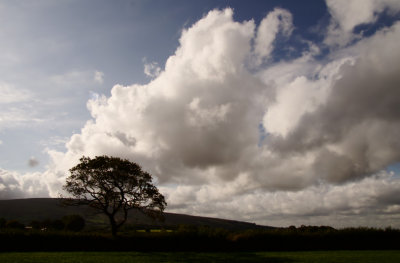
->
[[63, 156, 167, 236]]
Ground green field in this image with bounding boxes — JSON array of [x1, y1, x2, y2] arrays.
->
[[0, 251, 399, 263]]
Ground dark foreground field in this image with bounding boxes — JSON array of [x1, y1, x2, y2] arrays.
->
[[0, 251, 399, 263]]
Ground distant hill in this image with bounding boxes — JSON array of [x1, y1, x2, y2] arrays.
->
[[0, 198, 271, 230]]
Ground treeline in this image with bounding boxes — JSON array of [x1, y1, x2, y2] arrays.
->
[[0, 215, 85, 232], [0, 224, 399, 251]]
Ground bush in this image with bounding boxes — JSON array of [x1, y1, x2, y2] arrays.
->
[[29, 220, 42, 230], [39, 219, 65, 231], [51, 219, 65, 231], [62, 215, 85, 232], [0, 218, 6, 228], [5, 220, 25, 229]]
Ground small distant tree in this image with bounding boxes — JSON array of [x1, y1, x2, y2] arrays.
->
[[62, 156, 167, 237]]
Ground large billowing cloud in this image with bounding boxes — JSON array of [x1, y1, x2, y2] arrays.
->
[[1, 3, 400, 227]]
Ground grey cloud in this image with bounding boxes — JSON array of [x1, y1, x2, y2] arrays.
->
[[109, 131, 136, 147], [0, 170, 22, 199], [163, 171, 400, 227], [312, 149, 363, 183], [28, 157, 39, 167], [324, 0, 400, 46], [374, 185, 400, 206], [0, 169, 49, 199]]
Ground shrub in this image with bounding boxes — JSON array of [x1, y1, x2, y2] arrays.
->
[[51, 219, 65, 231], [62, 215, 85, 232], [5, 220, 25, 229], [0, 218, 6, 228], [29, 220, 42, 230]]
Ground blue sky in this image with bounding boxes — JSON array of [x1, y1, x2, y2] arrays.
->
[[1, 0, 400, 227]]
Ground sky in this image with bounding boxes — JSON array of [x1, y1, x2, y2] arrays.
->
[[1, 0, 400, 228]]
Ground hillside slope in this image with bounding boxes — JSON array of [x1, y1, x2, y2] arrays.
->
[[0, 198, 270, 230]]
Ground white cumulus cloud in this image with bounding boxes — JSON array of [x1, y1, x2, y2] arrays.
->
[[254, 8, 293, 65], [1, 5, 400, 227], [143, 60, 161, 78], [94, 71, 104, 84]]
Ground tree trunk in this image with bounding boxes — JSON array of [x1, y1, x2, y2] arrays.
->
[[108, 215, 118, 237]]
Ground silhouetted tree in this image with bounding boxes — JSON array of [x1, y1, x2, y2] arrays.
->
[[62, 156, 166, 236]]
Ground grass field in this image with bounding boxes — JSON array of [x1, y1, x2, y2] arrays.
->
[[0, 251, 399, 263]]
